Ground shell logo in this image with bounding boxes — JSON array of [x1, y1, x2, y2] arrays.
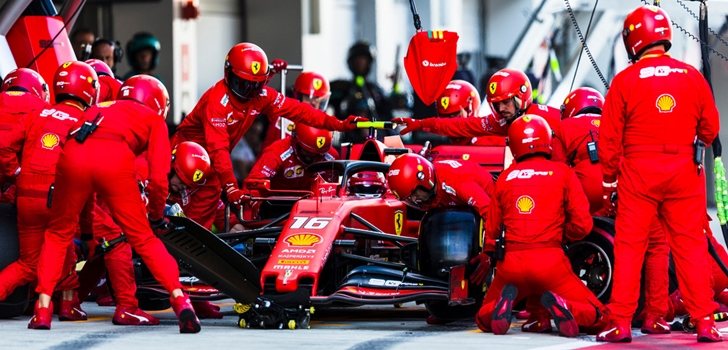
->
[[192, 169, 204, 182], [591, 119, 600, 128], [516, 195, 535, 214], [251, 61, 261, 74], [313, 78, 323, 91], [316, 136, 326, 149], [285, 233, 322, 247], [41, 133, 60, 150], [440, 96, 450, 110], [656, 94, 676, 113], [489, 82, 497, 95]]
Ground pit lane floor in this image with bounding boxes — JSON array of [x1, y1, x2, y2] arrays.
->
[[2, 302, 728, 350]]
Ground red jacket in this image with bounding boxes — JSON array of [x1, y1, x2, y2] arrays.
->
[[599, 54, 719, 182], [247, 137, 336, 191], [79, 100, 171, 220], [560, 113, 600, 166], [485, 157, 592, 252], [420, 104, 566, 161], [2, 103, 83, 193], [0, 91, 49, 182], [171, 81, 344, 189], [419, 160, 495, 219], [98, 75, 122, 103]]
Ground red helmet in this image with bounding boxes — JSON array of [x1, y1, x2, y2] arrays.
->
[[560, 87, 605, 119], [172, 141, 211, 187], [486, 68, 532, 122], [437, 80, 481, 118], [623, 5, 672, 62], [119, 75, 169, 117], [224, 42, 269, 101], [293, 71, 331, 111], [53, 61, 99, 107], [387, 153, 435, 207], [293, 124, 332, 156], [85, 58, 114, 78], [1, 68, 49, 103], [507, 114, 553, 161], [347, 171, 386, 197]]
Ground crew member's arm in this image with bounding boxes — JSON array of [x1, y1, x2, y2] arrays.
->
[[146, 118, 171, 221], [0, 116, 29, 181], [396, 115, 501, 138], [695, 71, 720, 144], [262, 87, 361, 132], [247, 142, 286, 182], [563, 169, 593, 242], [483, 183, 503, 253], [598, 75, 625, 184]]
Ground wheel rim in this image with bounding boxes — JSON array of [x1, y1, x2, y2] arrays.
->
[[566, 240, 612, 299]]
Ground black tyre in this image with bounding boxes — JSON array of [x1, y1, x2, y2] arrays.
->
[[566, 217, 615, 304], [0, 203, 30, 318]]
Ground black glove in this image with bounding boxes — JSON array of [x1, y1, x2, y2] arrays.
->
[[149, 217, 172, 234]]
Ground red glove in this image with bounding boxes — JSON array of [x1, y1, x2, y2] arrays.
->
[[270, 58, 288, 73], [601, 180, 617, 217], [393, 117, 434, 135], [469, 252, 492, 286], [225, 183, 251, 206], [338, 115, 369, 132]]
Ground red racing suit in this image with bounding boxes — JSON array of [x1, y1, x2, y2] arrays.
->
[[0, 91, 48, 185], [98, 75, 122, 103], [35, 100, 182, 297], [476, 156, 603, 331], [0, 102, 82, 300], [170, 81, 346, 227], [247, 137, 336, 191], [560, 113, 602, 214], [599, 53, 720, 322], [418, 160, 495, 220], [417, 104, 566, 162]]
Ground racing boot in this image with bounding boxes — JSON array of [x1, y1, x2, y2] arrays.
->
[[521, 313, 552, 333], [95, 282, 115, 307], [58, 292, 88, 321], [640, 314, 670, 334], [28, 301, 53, 330], [541, 291, 578, 337], [491, 284, 518, 335], [113, 306, 160, 326], [191, 300, 223, 319], [515, 310, 530, 320], [170, 294, 201, 333], [596, 320, 632, 343], [696, 316, 723, 343]]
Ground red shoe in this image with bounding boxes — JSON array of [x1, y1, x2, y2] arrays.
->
[[696, 316, 723, 343], [170, 295, 201, 334], [541, 291, 578, 337], [641, 315, 670, 334], [191, 300, 223, 319], [426, 315, 449, 325], [521, 314, 552, 333], [113, 306, 160, 326], [596, 321, 632, 343], [490, 284, 517, 335], [94, 282, 115, 307], [28, 301, 53, 330], [58, 295, 87, 321]]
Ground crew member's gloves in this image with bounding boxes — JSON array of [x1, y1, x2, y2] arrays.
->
[[469, 252, 492, 286], [225, 183, 251, 205], [601, 179, 618, 217], [149, 217, 172, 234], [270, 58, 288, 73], [393, 117, 434, 135], [338, 115, 369, 132]]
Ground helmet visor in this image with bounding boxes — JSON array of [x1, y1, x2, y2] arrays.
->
[[298, 93, 330, 111], [403, 187, 434, 208], [226, 68, 266, 101]]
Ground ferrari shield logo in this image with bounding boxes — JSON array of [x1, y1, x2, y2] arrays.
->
[[313, 78, 323, 91], [316, 136, 326, 149], [251, 61, 261, 74], [62, 62, 72, 68], [489, 82, 497, 95], [192, 169, 204, 183], [591, 119, 600, 128], [394, 211, 404, 236], [440, 96, 450, 110]]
